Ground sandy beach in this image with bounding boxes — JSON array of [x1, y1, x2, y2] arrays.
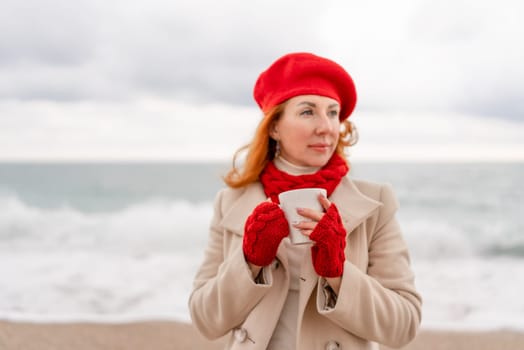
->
[[1, 320, 523, 350]]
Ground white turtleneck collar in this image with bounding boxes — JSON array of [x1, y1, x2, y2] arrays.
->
[[273, 155, 321, 175]]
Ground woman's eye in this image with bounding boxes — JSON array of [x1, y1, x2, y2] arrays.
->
[[328, 110, 340, 118], [300, 109, 313, 116]]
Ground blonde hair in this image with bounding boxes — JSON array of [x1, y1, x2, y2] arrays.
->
[[223, 103, 358, 188]]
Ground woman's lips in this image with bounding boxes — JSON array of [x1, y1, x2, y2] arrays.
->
[[309, 143, 331, 152]]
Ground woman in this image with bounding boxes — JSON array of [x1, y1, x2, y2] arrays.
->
[[189, 52, 422, 350]]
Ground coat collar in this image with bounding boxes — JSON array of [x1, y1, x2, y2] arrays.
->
[[220, 182, 267, 235], [219, 177, 382, 236], [330, 176, 383, 234]]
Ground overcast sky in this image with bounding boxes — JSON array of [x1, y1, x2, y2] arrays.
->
[[1, 0, 523, 161]]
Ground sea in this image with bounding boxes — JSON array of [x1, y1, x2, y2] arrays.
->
[[0, 162, 523, 331]]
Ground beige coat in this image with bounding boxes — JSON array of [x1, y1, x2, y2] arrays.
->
[[189, 176, 422, 350]]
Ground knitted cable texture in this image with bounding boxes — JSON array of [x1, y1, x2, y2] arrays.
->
[[309, 203, 347, 277], [243, 201, 289, 266], [260, 154, 349, 204]]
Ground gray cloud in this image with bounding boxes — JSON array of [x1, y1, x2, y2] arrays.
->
[[0, 0, 327, 105], [0, 0, 523, 121], [0, 0, 97, 66]]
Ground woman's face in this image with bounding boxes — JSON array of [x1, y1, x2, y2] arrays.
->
[[270, 95, 341, 167]]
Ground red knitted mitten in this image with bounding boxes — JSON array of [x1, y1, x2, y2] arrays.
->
[[309, 203, 347, 277], [243, 201, 289, 266]]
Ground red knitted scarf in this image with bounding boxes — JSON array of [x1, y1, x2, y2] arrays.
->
[[260, 154, 349, 203]]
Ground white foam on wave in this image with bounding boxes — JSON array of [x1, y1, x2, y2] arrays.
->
[[401, 218, 477, 260], [1, 193, 519, 260], [0, 251, 200, 323], [414, 258, 524, 331], [2, 194, 524, 330], [0, 194, 213, 254], [2, 251, 524, 331], [0, 195, 213, 323]]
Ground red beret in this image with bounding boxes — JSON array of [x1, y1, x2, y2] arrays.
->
[[253, 52, 357, 120]]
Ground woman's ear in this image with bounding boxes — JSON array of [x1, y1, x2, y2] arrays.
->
[[269, 121, 279, 140]]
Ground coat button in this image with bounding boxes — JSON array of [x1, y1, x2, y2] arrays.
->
[[325, 340, 340, 350], [234, 327, 248, 343]]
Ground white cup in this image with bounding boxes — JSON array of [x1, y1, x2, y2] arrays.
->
[[278, 188, 327, 245]]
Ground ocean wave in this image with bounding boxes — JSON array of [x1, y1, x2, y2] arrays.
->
[[415, 258, 524, 331], [0, 194, 213, 254], [1, 194, 524, 330], [1, 252, 524, 331], [0, 252, 198, 323], [1, 193, 523, 260], [484, 243, 524, 258]]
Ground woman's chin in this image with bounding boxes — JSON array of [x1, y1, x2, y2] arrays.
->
[[303, 153, 334, 167]]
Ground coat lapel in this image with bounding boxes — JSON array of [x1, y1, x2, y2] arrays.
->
[[330, 177, 383, 235], [219, 182, 267, 236]]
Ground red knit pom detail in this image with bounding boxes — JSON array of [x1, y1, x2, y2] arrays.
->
[[260, 154, 349, 204], [243, 202, 289, 267], [309, 203, 347, 277]]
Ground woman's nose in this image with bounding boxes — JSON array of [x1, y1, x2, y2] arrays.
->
[[315, 113, 332, 134]]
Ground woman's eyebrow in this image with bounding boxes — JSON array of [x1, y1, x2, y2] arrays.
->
[[297, 101, 340, 109], [296, 102, 340, 108], [296, 101, 316, 107]]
